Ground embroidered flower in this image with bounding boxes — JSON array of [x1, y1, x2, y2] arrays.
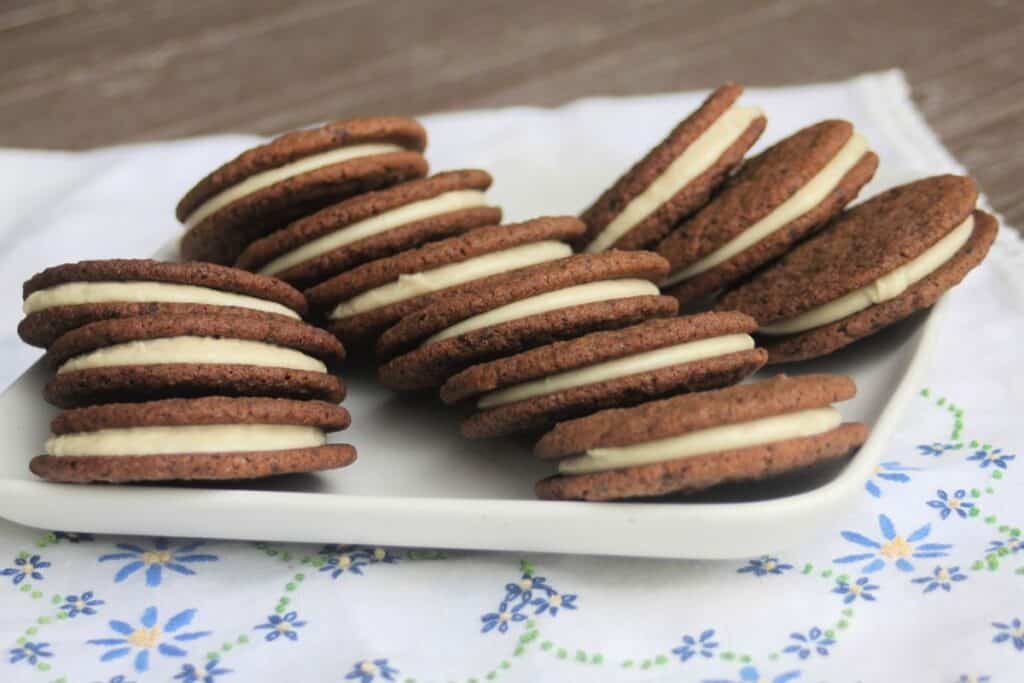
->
[[345, 658, 399, 682], [174, 658, 231, 682], [967, 448, 1015, 469], [832, 576, 878, 604], [834, 514, 951, 573], [992, 618, 1024, 651], [912, 565, 967, 593], [481, 601, 527, 634], [316, 545, 390, 578], [865, 461, 917, 497], [504, 572, 552, 602], [62, 590, 105, 617], [254, 611, 306, 642], [1, 554, 51, 585], [672, 629, 718, 662], [530, 591, 577, 616], [783, 627, 834, 659], [99, 539, 217, 587], [738, 556, 793, 576], [917, 443, 956, 457], [91, 676, 134, 683], [987, 535, 1023, 555], [958, 675, 991, 683], [87, 606, 211, 673], [9, 641, 53, 666], [703, 665, 801, 683], [54, 531, 94, 543], [927, 489, 975, 520]]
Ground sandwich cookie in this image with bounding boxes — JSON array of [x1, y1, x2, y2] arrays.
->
[[580, 83, 766, 253], [535, 374, 866, 501], [178, 117, 429, 265], [44, 314, 345, 408], [306, 217, 585, 349], [657, 120, 879, 305], [377, 251, 677, 391], [235, 170, 502, 288], [20, 259, 307, 349], [441, 312, 767, 439], [31, 396, 355, 483], [717, 175, 998, 363]]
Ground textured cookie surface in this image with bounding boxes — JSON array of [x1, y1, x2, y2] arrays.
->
[[658, 120, 878, 303], [580, 83, 766, 251], [235, 169, 501, 287], [718, 175, 980, 322]]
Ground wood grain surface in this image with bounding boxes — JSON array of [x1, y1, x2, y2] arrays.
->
[[2, 0, 1022, 228]]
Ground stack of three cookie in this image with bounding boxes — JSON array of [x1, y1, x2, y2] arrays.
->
[[18, 260, 355, 483]]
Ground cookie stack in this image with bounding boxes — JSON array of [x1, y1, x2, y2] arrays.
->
[[18, 259, 355, 484]]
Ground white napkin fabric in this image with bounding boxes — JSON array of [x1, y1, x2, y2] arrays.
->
[[0, 70, 1021, 682]]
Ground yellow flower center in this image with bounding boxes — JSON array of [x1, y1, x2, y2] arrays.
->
[[127, 626, 161, 649], [849, 583, 861, 594], [499, 611, 510, 622], [948, 498, 960, 509], [763, 560, 776, 571], [141, 551, 171, 565], [75, 600, 86, 610], [275, 622, 291, 633], [873, 465, 882, 475], [879, 535, 912, 559], [373, 548, 386, 561], [519, 579, 533, 591], [360, 661, 378, 674], [338, 555, 351, 568], [549, 594, 562, 607], [23, 564, 34, 573], [937, 569, 950, 581]]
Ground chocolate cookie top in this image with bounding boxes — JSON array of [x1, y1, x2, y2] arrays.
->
[[306, 216, 585, 314], [47, 314, 345, 368], [52, 396, 351, 434], [235, 170, 499, 278], [718, 175, 979, 323], [441, 312, 758, 404], [376, 250, 671, 360], [176, 117, 427, 221], [535, 373, 856, 460], [23, 259, 307, 314], [579, 83, 766, 252]]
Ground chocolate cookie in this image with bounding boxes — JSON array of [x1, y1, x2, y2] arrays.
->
[[443, 313, 767, 438], [535, 374, 866, 501], [44, 314, 346, 408], [306, 217, 585, 350], [235, 170, 502, 288], [657, 120, 879, 305], [717, 175, 997, 363], [178, 117, 429, 265], [32, 396, 355, 483], [580, 83, 766, 253], [377, 251, 677, 390], [19, 259, 307, 348]]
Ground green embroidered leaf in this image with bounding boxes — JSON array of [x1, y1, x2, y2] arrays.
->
[[655, 655, 668, 665], [591, 654, 604, 665], [540, 641, 553, 651], [575, 650, 587, 662], [556, 648, 567, 659]]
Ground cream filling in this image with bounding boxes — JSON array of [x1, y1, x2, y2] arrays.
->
[[46, 424, 326, 457], [586, 105, 764, 253], [184, 143, 405, 228], [329, 241, 572, 320], [23, 281, 300, 319], [261, 190, 489, 275], [56, 336, 327, 375], [558, 406, 841, 474], [425, 279, 661, 346], [663, 132, 871, 286], [479, 333, 755, 408], [759, 214, 975, 336]]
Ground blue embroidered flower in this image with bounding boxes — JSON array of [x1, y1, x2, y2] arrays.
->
[[481, 601, 527, 634], [98, 539, 217, 587], [1, 554, 51, 585], [672, 629, 718, 662], [958, 675, 991, 683], [992, 618, 1024, 651], [254, 611, 306, 642], [865, 461, 917, 497], [927, 489, 975, 520], [987, 535, 1023, 555], [783, 627, 834, 659], [738, 556, 793, 576], [8, 641, 52, 666], [912, 565, 967, 593], [87, 606, 211, 673], [703, 665, 801, 683], [834, 514, 951, 573], [317, 545, 379, 578], [967, 448, 1015, 469], [174, 658, 231, 682], [832, 576, 878, 604], [90, 676, 134, 683], [530, 591, 577, 616], [917, 443, 956, 457], [62, 590, 105, 617], [504, 572, 552, 602], [345, 658, 399, 682], [55, 531, 94, 543]]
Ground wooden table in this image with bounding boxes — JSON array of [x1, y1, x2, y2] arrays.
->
[[3, 0, 1022, 228]]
